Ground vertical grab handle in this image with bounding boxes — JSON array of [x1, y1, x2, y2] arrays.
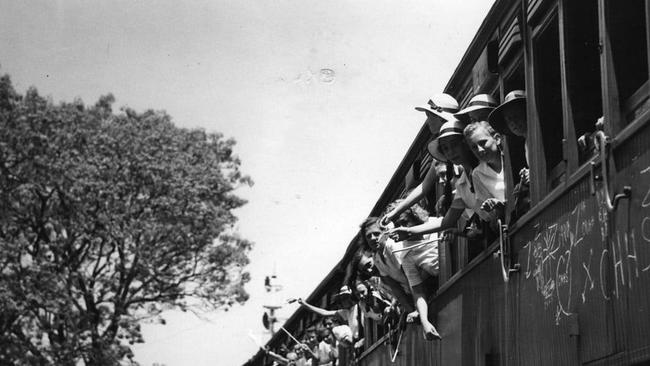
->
[[497, 219, 520, 283], [592, 131, 631, 212]]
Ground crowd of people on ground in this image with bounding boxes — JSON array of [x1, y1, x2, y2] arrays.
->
[[264, 90, 534, 365]]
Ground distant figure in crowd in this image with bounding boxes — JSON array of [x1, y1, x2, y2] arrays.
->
[[315, 328, 338, 366], [291, 343, 311, 366], [298, 287, 360, 341]]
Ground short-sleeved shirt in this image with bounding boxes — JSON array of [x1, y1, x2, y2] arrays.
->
[[335, 305, 359, 340], [472, 161, 505, 221], [374, 239, 409, 291], [332, 325, 353, 344], [401, 223, 440, 287], [472, 161, 505, 203], [450, 170, 478, 217], [317, 341, 334, 365], [451, 169, 497, 221]]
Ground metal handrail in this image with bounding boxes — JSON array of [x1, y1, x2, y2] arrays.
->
[[592, 131, 631, 212], [498, 219, 510, 283], [497, 219, 520, 283]]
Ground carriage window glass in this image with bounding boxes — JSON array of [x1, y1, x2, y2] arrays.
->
[[533, 15, 564, 189], [564, 0, 602, 164], [608, 0, 649, 124]]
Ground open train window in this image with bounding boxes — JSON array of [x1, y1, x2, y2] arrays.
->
[[533, 14, 564, 189], [607, 0, 649, 124], [563, 0, 602, 165], [498, 58, 529, 224]]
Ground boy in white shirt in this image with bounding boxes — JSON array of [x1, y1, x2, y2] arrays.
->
[[463, 121, 506, 227]]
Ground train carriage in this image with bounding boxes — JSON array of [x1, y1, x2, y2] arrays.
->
[[245, 0, 650, 364]]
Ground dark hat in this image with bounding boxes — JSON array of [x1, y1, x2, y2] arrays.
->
[[488, 90, 526, 136]]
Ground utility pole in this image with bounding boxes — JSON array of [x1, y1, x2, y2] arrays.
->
[[262, 270, 283, 335]]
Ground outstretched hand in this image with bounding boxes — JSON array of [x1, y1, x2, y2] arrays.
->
[[388, 227, 411, 242], [406, 310, 419, 323], [379, 214, 392, 229], [422, 322, 441, 341], [480, 198, 504, 213]]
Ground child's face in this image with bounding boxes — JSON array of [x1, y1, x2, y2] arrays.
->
[[358, 254, 375, 277], [503, 104, 527, 137], [355, 283, 369, 301], [323, 318, 334, 330], [466, 126, 501, 165], [434, 162, 447, 181], [438, 135, 474, 165], [293, 345, 304, 356], [395, 211, 417, 228], [305, 333, 317, 346], [364, 223, 383, 251], [467, 109, 491, 123]]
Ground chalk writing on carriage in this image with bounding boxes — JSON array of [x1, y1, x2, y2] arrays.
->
[[522, 179, 650, 325]]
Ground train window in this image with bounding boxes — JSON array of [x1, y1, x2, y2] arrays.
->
[[607, 0, 649, 124], [563, 0, 602, 165], [500, 59, 528, 223], [533, 14, 565, 188]]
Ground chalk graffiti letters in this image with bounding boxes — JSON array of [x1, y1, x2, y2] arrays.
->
[[521, 165, 650, 325]]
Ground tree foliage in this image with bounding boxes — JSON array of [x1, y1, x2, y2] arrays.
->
[[0, 74, 253, 365]]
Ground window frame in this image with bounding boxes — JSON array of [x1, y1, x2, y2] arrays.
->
[[598, 0, 650, 136], [525, 0, 562, 203]]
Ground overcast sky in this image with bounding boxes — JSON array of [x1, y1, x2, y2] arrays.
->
[[0, 1, 494, 365]]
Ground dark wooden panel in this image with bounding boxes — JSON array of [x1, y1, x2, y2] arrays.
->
[[612, 118, 650, 361], [499, 15, 522, 66], [359, 254, 508, 366], [513, 176, 615, 363]]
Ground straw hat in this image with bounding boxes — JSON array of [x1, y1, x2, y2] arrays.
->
[[488, 90, 526, 136], [453, 94, 498, 120], [427, 119, 468, 162], [415, 93, 459, 120]]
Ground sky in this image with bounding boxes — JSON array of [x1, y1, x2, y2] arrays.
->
[[0, 1, 494, 365]]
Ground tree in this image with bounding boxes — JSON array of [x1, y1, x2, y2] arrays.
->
[[0, 74, 253, 365]]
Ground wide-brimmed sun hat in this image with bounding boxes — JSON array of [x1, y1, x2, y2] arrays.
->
[[454, 94, 498, 120], [415, 93, 460, 120], [427, 119, 468, 162], [488, 90, 526, 135]]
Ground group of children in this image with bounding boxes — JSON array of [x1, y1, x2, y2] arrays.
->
[[379, 90, 529, 339], [264, 281, 391, 366], [268, 91, 530, 365]]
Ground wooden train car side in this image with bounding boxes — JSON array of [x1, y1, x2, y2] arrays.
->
[[244, 0, 650, 364]]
